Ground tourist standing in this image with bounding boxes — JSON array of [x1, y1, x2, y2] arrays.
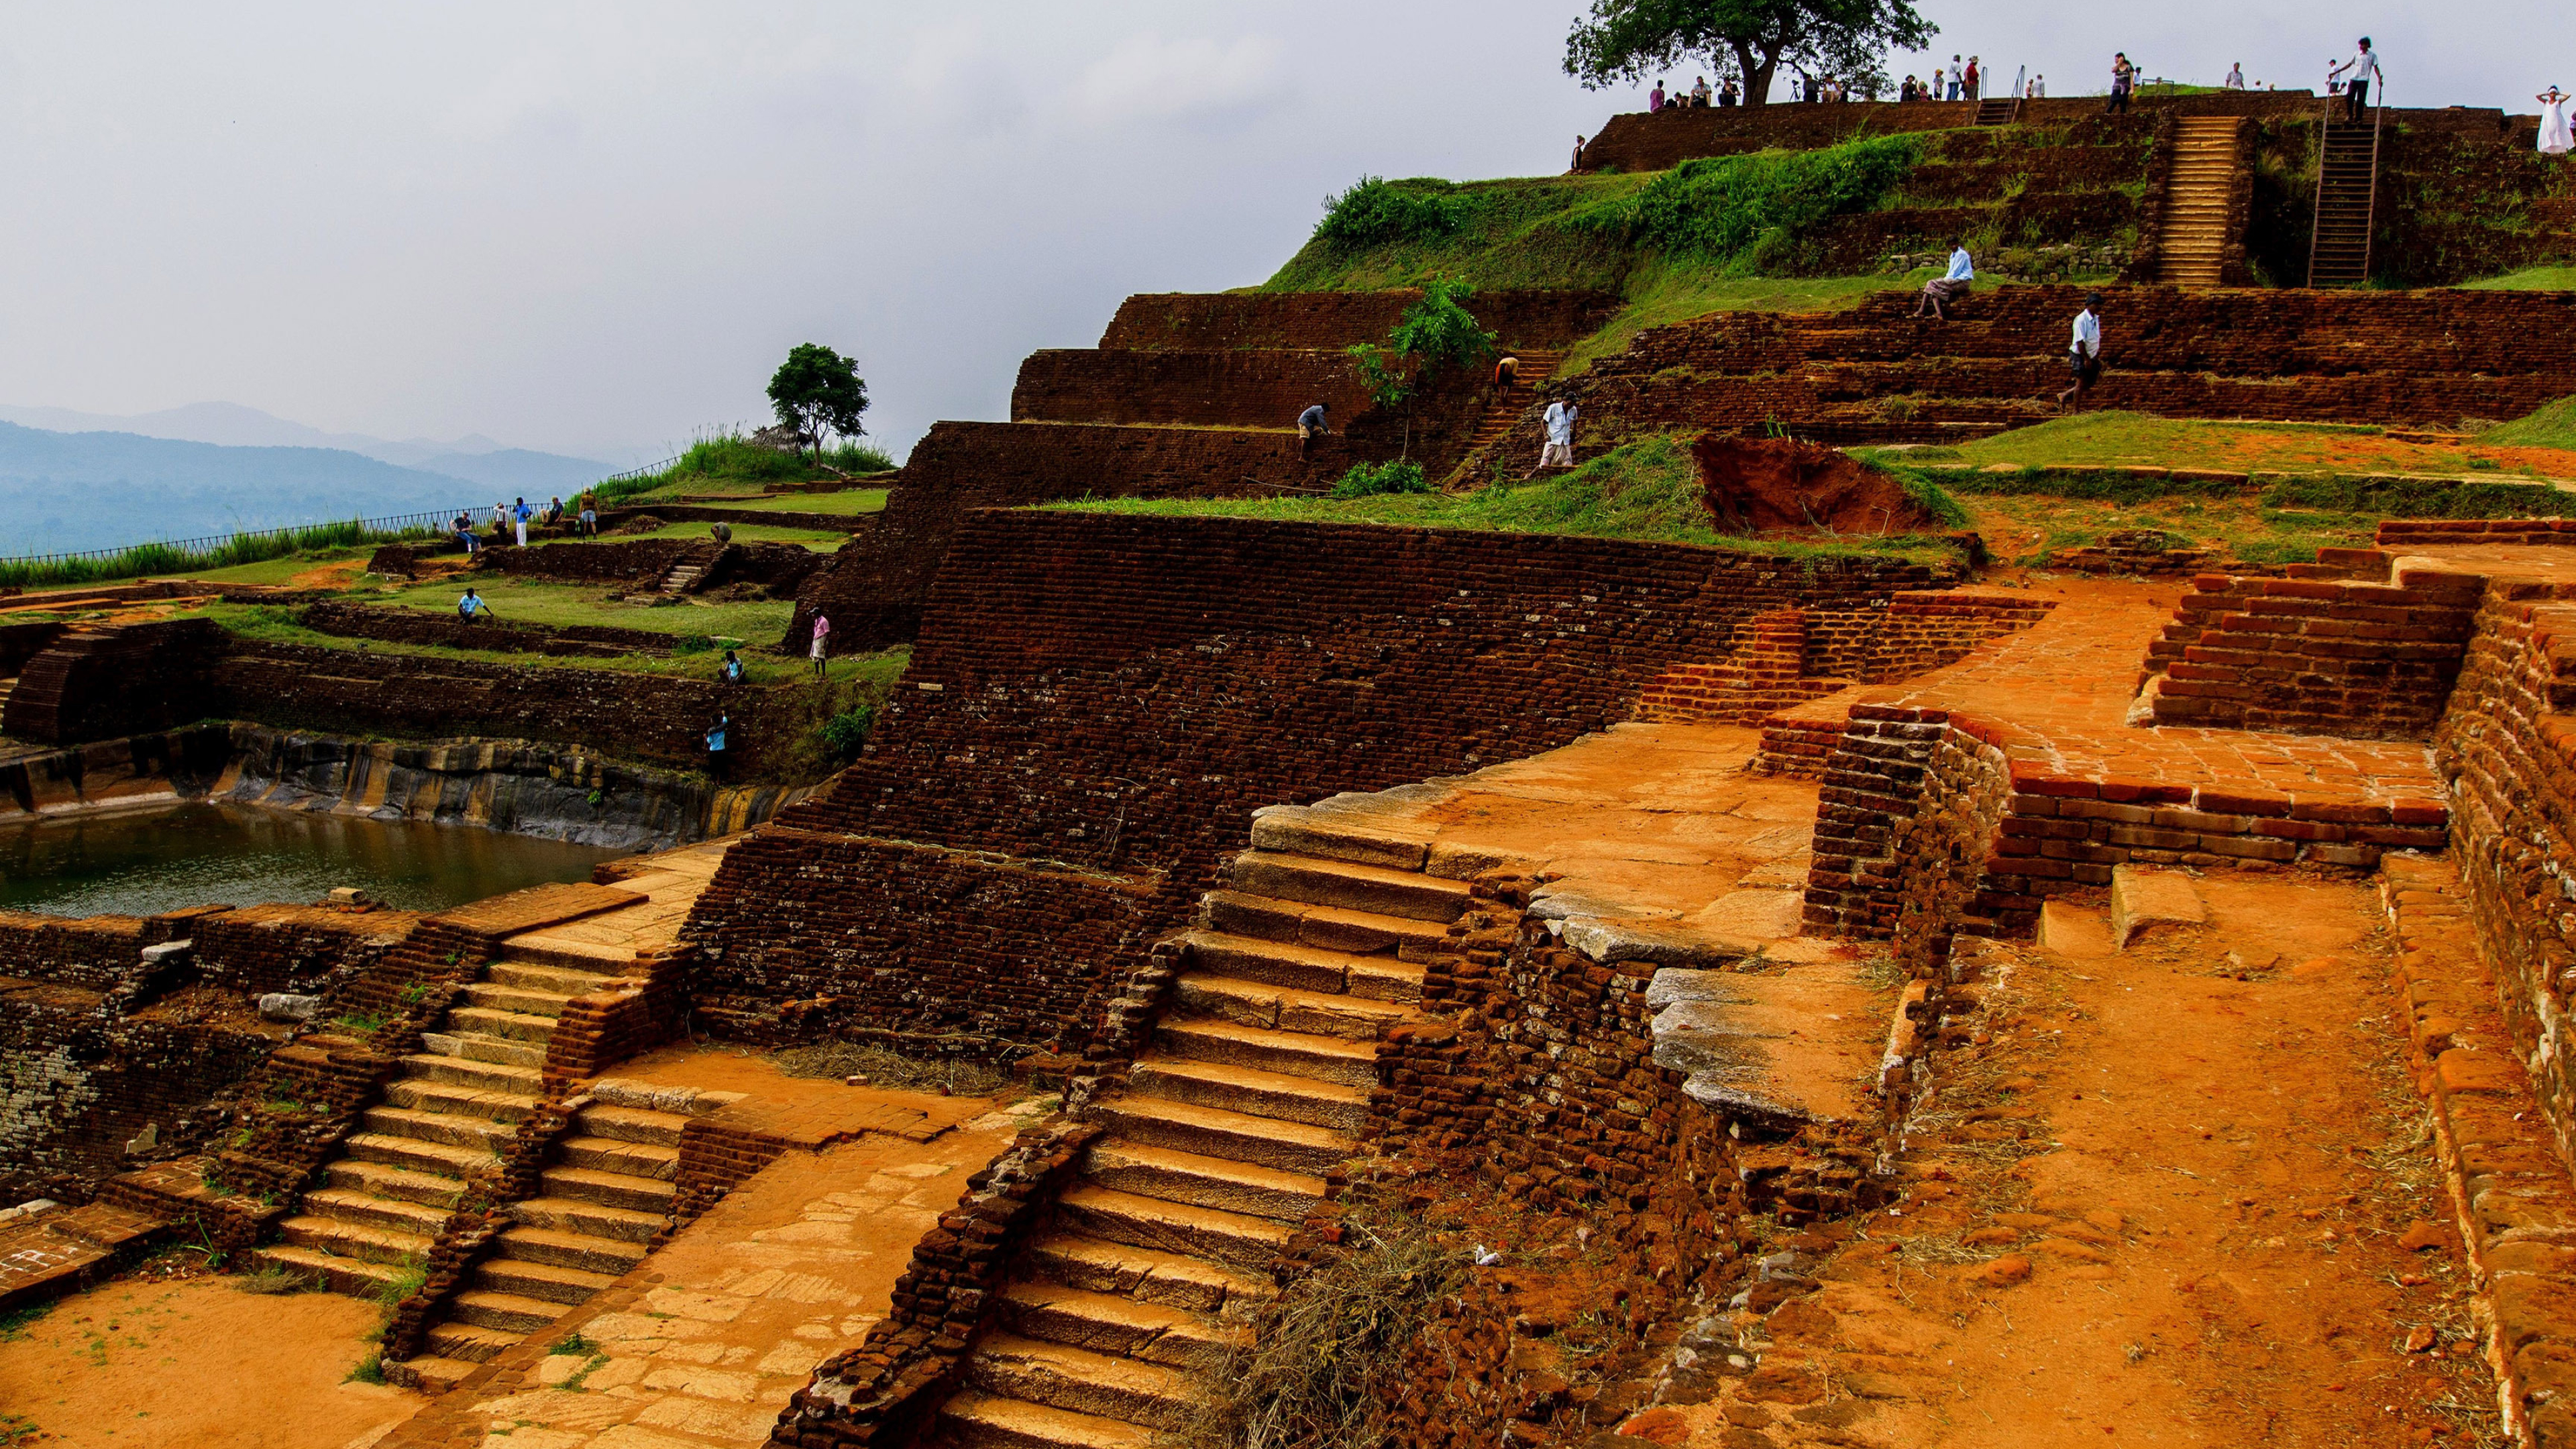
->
[[512, 497, 532, 547], [578, 490, 598, 539], [1297, 402, 1329, 461], [1965, 57, 1981, 100], [1650, 80, 1665, 111], [2224, 63, 2247, 90], [1915, 239, 1974, 319], [1947, 56, 1964, 100], [1572, 135, 1587, 170], [808, 613, 830, 676], [720, 649, 745, 684], [2058, 294, 2105, 412], [2032, 74, 2046, 98], [2541, 87, 2574, 156], [2108, 54, 2135, 113], [704, 713, 730, 782], [2332, 38, 2382, 121]]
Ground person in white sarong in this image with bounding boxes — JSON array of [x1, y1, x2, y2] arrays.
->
[[2540, 87, 2573, 156]]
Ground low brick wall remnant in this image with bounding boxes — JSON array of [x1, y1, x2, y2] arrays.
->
[[2140, 566, 2483, 738]]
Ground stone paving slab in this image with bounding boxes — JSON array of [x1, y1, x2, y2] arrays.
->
[[0, 1201, 165, 1313]]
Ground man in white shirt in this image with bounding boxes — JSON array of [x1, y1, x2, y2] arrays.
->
[[2058, 293, 2104, 412], [1915, 237, 1974, 319], [2332, 38, 2381, 121], [1947, 56, 1964, 101], [2224, 63, 2246, 90], [1529, 400, 1577, 475]]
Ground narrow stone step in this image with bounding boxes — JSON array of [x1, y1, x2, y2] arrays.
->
[[937, 1390, 1157, 1449], [1089, 1094, 1355, 1175], [398, 1051, 543, 1094], [1128, 1054, 1371, 1132], [1179, 930, 1424, 1003], [1155, 1018, 1379, 1088], [540, 1165, 676, 1214], [575, 1104, 690, 1148], [459, 982, 577, 1020], [472, 1256, 621, 1305], [494, 941, 638, 973], [278, 1212, 431, 1267], [325, 1159, 473, 1210], [360, 1105, 517, 1152], [445, 1006, 559, 1046], [343, 1131, 500, 1179], [511, 1195, 665, 1243], [1021, 1233, 1275, 1319], [419, 1030, 547, 1069], [1082, 1138, 1327, 1223], [1228, 851, 1472, 923], [425, 1321, 521, 1364], [483, 961, 625, 996], [1246, 810, 1430, 871], [557, 1134, 680, 1181], [390, 1355, 479, 1393], [995, 1281, 1244, 1370], [1172, 972, 1413, 1042], [964, 1333, 1196, 1431], [299, 1186, 450, 1237], [1055, 1185, 1293, 1274], [449, 1289, 568, 1335], [1200, 890, 1450, 959], [490, 1225, 651, 1276], [383, 1077, 539, 1122], [246, 1244, 410, 1299]]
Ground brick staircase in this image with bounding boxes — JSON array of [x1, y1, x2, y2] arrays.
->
[[2309, 117, 2381, 286], [655, 541, 724, 597], [250, 943, 691, 1391], [2154, 117, 2239, 287], [1974, 96, 2021, 126], [1454, 349, 1567, 471], [933, 828, 1465, 1448]]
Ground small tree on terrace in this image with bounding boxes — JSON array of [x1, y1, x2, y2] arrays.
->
[[1563, 0, 1935, 109], [1344, 280, 1497, 461], [767, 343, 870, 466]]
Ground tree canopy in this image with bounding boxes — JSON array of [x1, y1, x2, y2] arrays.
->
[[1563, 0, 1936, 108], [767, 343, 870, 462]]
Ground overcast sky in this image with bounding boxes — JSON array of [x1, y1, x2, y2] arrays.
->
[[0, 3, 2553, 466]]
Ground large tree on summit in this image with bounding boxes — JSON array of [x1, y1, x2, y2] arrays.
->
[[1562, 0, 1936, 108]]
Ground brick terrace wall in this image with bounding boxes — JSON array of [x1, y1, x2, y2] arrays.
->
[[1550, 286, 2576, 448], [1, 619, 223, 746], [785, 420, 1388, 653], [2432, 580, 2576, 1177], [1012, 348, 1380, 429], [2139, 568, 2485, 738], [192, 905, 417, 998], [2380, 520, 2576, 549], [790, 511, 1941, 879], [0, 623, 66, 676], [682, 826, 1165, 1056], [301, 601, 678, 657], [0, 1004, 275, 1204], [482, 539, 704, 584], [0, 912, 144, 990], [1097, 290, 1622, 351]]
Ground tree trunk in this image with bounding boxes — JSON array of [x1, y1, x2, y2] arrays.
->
[[1733, 40, 1775, 107]]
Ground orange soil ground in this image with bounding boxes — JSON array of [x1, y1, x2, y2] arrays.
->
[[1664, 874, 2506, 1447]]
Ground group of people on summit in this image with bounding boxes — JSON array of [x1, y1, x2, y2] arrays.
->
[[1633, 39, 2386, 115]]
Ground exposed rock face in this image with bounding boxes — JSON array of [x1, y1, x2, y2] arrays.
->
[[1693, 433, 1942, 537]]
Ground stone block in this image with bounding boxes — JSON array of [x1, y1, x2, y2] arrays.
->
[[2110, 865, 2205, 948]]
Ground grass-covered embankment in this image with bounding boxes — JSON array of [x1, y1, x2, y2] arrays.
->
[[602, 431, 896, 506], [0, 519, 445, 592]]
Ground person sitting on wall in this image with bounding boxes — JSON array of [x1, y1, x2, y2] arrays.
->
[[543, 495, 565, 526], [1915, 237, 1974, 319], [2058, 292, 2106, 412], [704, 712, 730, 782], [453, 513, 480, 555], [1691, 76, 1711, 106], [457, 587, 493, 623], [1297, 401, 1329, 461]]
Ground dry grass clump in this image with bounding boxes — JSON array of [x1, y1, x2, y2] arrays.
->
[[770, 1039, 1017, 1098], [232, 1266, 317, 1295], [1191, 1206, 1468, 1449]]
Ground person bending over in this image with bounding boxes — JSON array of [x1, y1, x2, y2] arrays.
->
[[1296, 402, 1329, 461]]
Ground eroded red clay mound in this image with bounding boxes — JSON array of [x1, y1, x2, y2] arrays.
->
[[1694, 433, 1939, 537]]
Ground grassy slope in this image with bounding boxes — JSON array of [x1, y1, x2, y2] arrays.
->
[[708, 490, 888, 515], [2459, 266, 2576, 291], [1048, 435, 1959, 566], [600, 521, 853, 549], [370, 577, 798, 644], [1860, 411, 2576, 480]]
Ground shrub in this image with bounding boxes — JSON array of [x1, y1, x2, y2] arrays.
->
[[1315, 177, 1481, 248], [1330, 461, 1430, 499], [596, 431, 897, 504], [1566, 136, 1919, 271], [820, 704, 876, 761], [234, 1267, 315, 1295]]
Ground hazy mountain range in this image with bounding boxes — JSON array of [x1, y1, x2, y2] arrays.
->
[[0, 405, 621, 555]]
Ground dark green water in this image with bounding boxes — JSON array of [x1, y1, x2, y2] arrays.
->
[[0, 802, 630, 918]]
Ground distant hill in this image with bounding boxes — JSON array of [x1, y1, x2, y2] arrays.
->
[[0, 422, 487, 555], [0, 400, 613, 496]]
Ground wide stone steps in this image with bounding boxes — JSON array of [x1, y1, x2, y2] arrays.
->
[[510, 1193, 667, 1242], [419, 1030, 547, 1069], [961, 1334, 1197, 1431], [1228, 850, 1473, 924], [557, 1134, 681, 1180], [540, 1165, 677, 1214], [449, 1289, 569, 1334], [1175, 929, 1424, 1002], [247, 1243, 410, 1297], [472, 1255, 622, 1305], [382, 1077, 539, 1122], [577, 1104, 690, 1148], [490, 1224, 652, 1277], [299, 1186, 449, 1238], [1171, 971, 1411, 1040], [425, 1321, 522, 1364], [1054, 1185, 1293, 1275], [936, 1390, 1157, 1449], [1087, 1094, 1354, 1175], [1019, 1233, 1276, 1319], [396, 1051, 543, 1094], [458, 982, 578, 1019], [324, 1159, 472, 1210], [1081, 1138, 1326, 1222], [1200, 889, 1450, 959], [278, 1214, 433, 1266], [1128, 1053, 1371, 1132], [360, 1104, 517, 1152], [484, 961, 627, 996], [343, 1131, 499, 1179], [994, 1281, 1246, 1370], [1153, 1017, 1379, 1087], [445, 1006, 560, 1046]]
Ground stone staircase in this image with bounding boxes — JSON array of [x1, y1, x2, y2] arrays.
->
[[2155, 117, 2239, 287], [655, 541, 723, 597], [1973, 96, 2021, 126], [2309, 117, 2381, 286], [1455, 349, 1567, 471], [250, 945, 692, 1392], [933, 826, 1468, 1448]]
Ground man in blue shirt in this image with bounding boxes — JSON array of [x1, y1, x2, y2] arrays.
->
[[457, 588, 492, 624], [704, 713, 730, 781], [512, 497, 533, 548], [1915, 238, 1974, 320]]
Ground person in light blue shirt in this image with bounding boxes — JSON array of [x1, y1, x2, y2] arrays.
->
[[1915, 237, 1974, 320]]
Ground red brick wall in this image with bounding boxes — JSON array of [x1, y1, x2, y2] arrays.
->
[[2140, 568, 2483, 738], [1097, 290, 1621, 351], [0, 912, 144, 990], [1012, 348, 1379, 429]]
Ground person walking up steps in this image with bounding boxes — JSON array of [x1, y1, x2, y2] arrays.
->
[[2333, 38, 2382, 121], [808, 613, 830, 678], [1297, 401, 1329, 461], [1915, 237, 1974, 319], [2058, 293, 2105, 412]]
